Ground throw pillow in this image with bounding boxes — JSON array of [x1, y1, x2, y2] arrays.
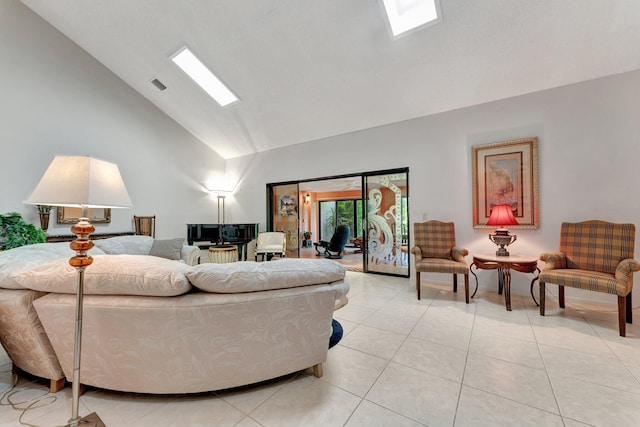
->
[[150, 238, 184, 260], [0, 242, 105, 290], [94, 235, 153, 255], [13, 254, 192, 296], [186, 258, 346, 293]]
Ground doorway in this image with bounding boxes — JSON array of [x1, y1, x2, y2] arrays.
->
[[267, 167, 409, 277]]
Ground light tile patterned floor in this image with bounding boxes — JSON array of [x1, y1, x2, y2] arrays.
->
[[2, 272, 640, 426]]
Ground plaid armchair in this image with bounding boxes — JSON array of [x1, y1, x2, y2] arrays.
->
[[411, 221, 469, 302], [539, 220, 640, 336]]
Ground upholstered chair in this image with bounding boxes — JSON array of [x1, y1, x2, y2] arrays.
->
[[255, 231, 286, 261], [411, 221, 469, 302], [539, 220, 640, 336], [314, 225, 351, 259]]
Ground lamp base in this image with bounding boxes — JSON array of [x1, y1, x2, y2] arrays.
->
[[68, 412, 106, 427], [489, 231, 517, 257], [495, 247, 510, 257]]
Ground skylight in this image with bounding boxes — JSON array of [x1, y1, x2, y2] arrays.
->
[[383, 0, 441, 36], [171, 47, 238, 107]]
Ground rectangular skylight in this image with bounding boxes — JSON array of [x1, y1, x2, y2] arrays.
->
[[383, 0, 441, 36], [171, 47, 238, 107]]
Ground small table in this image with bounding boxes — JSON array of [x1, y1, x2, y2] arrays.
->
[[470, 253, 540, 311], [208, 245, 238, 263]]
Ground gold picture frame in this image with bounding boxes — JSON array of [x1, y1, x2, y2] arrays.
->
[[57, 207, 111, 224], [472, 137, 539, 229]]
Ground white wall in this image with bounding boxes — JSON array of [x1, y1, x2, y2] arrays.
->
[[0, 1, 226, 239], [229, 69, 640, 306]]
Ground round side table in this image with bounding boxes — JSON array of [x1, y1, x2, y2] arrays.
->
[[470, 253, 540, 311]]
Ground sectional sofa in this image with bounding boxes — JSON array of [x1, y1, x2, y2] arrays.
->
[[0, 236, 349, 394]]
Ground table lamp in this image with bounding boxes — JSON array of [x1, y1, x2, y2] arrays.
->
[[487, 204, 518, 256], [24, 156, 132, 427]]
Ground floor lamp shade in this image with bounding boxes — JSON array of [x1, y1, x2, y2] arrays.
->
[[24, 156, 132, 208]]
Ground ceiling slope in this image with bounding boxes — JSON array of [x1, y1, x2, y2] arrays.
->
[[21, 0, 640, 158]]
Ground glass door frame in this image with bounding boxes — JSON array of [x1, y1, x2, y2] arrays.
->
[[266, 181, 301, 258], [267, 167, 409, 278], [362, 168, 410, 278]]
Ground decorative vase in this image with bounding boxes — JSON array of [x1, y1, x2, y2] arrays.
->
[[39, 213, 50, 232]]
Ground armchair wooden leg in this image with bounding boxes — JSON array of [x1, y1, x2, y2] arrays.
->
[[559, 285, 565, 308], [453, 274, 458, 293], [539, 282, 545, 316], [416, 272, 421, 300], [464, 274, 469, 304], [618, 295, 627, 337], [626, 292, 633, 324]]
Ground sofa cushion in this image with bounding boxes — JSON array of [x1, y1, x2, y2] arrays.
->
[[93, 235, 154, 255], [13, 254, 191, 296], [186, 258, 345, 293], [0, 242, 106, 290], [150, 238, 184, 261]]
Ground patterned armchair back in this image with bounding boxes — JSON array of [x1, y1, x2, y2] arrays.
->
[[560, 220, 635, 274], [414, 220, 456, 259]]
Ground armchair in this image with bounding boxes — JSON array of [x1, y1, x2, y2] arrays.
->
[[411, 221, 469, 302], [539, 220, 640, 336], [314, 225, 350, 259], [254, 231, 286, 261]]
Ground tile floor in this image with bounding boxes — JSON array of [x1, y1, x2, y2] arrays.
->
[[2, 272, 640, 426]]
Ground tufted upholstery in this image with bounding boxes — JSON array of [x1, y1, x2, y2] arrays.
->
[[539, 220, 640, 336], [411, 221, 469, 302]]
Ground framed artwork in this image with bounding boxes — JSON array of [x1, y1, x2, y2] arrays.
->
[[57, 207, 111, 224], [279, 195, 297, 216], [472, 137, 539, 229]]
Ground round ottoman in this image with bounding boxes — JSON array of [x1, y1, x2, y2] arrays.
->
[[208, 245, 238, 263]]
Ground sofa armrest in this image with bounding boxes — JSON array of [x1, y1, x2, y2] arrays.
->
[[410, 245, 422, 261], [181, 245, 201, 266], [451, 246, 469, 263], [539, 252, 567, 270], [615, 258, 640, 284]]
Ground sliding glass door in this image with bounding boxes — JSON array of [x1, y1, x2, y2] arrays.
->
[[267, 182, 300, 258], [364, 169, 409, 277], [318, 199, 363, 242], [267, 167, 409, 278]]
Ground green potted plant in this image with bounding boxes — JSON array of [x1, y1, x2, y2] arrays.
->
[[303, 231, 312, 240], [0, 212, 47, 250]]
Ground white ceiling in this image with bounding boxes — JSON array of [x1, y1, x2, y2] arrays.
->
[[21, 0, 640, 159]]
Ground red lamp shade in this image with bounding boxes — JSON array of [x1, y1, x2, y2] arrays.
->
[[486, 204, 519, 227]]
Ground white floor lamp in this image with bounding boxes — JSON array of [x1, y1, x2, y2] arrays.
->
[[25, 156, 132, 427]]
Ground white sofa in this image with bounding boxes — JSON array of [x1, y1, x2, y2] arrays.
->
[[0, 236, 349, 394]]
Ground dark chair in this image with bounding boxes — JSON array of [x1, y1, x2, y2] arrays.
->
[[314, 225, 351, 259]]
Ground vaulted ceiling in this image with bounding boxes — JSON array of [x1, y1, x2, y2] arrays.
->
[[21, 0, 640, 159]]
